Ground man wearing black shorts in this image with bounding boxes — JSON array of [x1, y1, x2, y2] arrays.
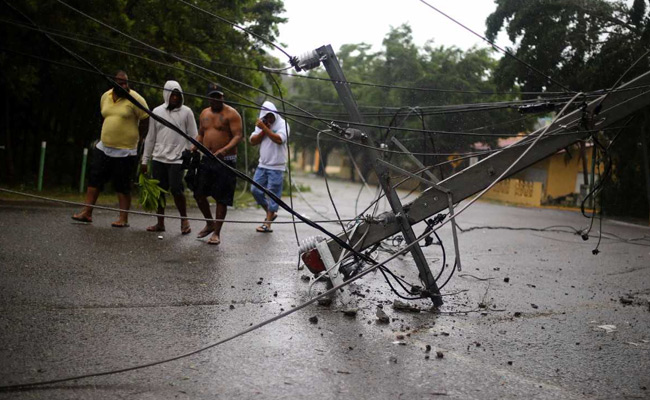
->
[[193, 83, 242, 245], [72, 70, 149, 227]]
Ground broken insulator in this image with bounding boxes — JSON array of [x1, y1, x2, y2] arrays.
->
[[343, 128, 367, 141], [373, 211, 396, 226], [294, 50, 321, 72], [299, 236, 326, 275]]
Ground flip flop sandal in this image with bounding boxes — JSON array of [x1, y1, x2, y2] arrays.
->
[[196, 227, 215, 239], [207, 236, 221, 245], [181, 225, 192, 235], [71, 214, 92, 223], [147, 225, 165, 232], [256, 225, 273, 233], [111, 222, 130, 228]]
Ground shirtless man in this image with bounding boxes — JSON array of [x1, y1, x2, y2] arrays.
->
[[193, 83, 243, 245]]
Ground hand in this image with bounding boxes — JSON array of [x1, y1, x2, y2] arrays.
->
[[140, 164, 148, 175], [213, 148, 226, 159], [190, 145, 197, 152], [255, 119, 267, 131]]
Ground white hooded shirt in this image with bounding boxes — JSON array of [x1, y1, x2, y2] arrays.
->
[[142, 80, 198, 165], [250, 101, 289, 171]]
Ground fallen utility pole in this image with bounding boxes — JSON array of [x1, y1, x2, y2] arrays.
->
[[294, 44, 650, 305]]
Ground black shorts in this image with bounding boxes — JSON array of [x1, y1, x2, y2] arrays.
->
[[151, 160, 185, 196], [193, 158, 237, 206], [88, 148, 137, 194]]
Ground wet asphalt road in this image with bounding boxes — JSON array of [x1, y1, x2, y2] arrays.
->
[[1, 174, 649, 399]]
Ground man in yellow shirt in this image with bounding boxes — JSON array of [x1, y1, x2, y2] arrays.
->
[[72, 71, 149, 227]]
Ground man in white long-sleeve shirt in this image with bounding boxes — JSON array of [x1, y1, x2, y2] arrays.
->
[[141, 80, 198, 234]]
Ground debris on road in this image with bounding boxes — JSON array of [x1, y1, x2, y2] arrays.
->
[[342, 308, 358, 317], [317, 297, 332, 306], [596, 324, 617, 333], [376, 306, 390, 324], [393, 300, 421, 313]]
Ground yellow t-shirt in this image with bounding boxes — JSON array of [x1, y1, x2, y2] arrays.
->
[[100, 89, 149, 150]]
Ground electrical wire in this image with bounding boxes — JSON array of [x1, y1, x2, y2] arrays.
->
[[0, 42, 608, 143], [175, 0, 292, 60], [0, 16, 596, 121], [316, 131, 351, 243], [0, 16, 568, 98], [418, 0, 574, 93], [0, 43, 572, 145], [0, 188, 353, 224]]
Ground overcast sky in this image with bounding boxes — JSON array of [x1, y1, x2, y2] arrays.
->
[[270, 0, 509, 61]]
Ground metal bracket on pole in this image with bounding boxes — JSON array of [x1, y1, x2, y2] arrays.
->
[[374, 160, 444, 307], [376, 159, 462, 274], [390, 137, 439, 184]]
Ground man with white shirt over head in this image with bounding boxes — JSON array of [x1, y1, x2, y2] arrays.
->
[[140, 80, 198, 234], [249, 101, 289, 233]]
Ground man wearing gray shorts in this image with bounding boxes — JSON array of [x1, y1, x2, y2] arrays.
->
[[141, 80, 198, 234]]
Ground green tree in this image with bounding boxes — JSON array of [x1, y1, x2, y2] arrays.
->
[[486, 0, 650, 221]]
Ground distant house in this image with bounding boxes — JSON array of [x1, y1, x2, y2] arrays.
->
[[472, 127, 601, 207]]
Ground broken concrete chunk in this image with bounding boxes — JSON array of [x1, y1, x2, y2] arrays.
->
[[393, 300, 421, 313], [317, 297, 333, 306], [342, 308, 358, 317], [376, 307, 390, 324]]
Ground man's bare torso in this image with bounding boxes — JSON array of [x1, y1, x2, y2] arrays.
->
[[199, 105, 240, 156]]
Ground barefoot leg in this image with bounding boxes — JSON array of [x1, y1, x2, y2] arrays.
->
[[195, 195, 215, 237]]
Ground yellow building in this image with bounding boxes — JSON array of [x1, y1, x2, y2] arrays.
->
[[479, 137, 602, 207]]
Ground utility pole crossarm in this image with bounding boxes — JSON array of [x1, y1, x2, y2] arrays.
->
[[324, 70, 650, 261]]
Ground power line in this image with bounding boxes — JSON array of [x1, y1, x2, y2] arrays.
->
[[175, 0, 292, 60], [418, 0, 575, 93], [0, 15, 567, 98]]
